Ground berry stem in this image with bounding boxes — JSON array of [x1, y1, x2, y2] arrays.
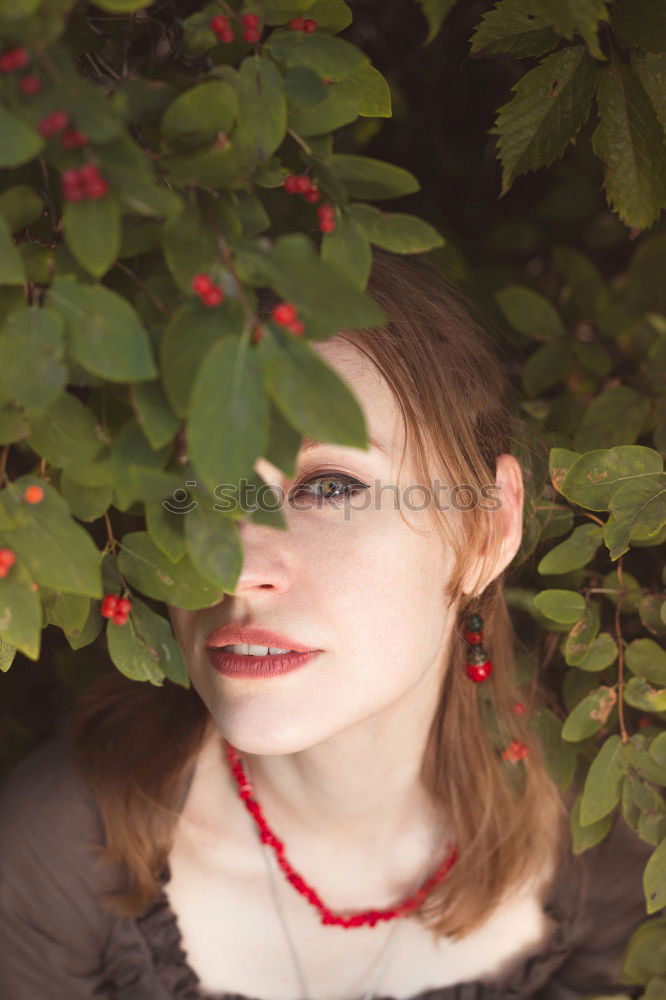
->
[[286, 127, 313, 156], [114, 260, 172, 316]]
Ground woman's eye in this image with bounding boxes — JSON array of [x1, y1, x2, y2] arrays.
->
[[288, 472, 368, 509]]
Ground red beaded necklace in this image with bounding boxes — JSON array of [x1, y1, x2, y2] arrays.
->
[[224, 740, 459, 929]]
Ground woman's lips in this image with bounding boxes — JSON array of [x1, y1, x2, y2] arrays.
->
[[207, 647, 321, 678]]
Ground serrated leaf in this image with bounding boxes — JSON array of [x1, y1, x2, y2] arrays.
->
[[0, 105, 44, 168], [612, 0, 666, 54], [533, 588, 585, 624], [592, 57, 666, 231], [0, 307, 67, 416], [537, 522, 604, 574], [47, 277, 157, 383], [579, 734, 628, 824], [470, 0, 559, 58], [495, 44, 597, 194], [530, 0, 608, 59], [632, 51, 666, 132], [188, 336, 269, 493]]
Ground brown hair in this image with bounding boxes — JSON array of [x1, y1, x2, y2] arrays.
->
[[66, 250, 570, 939]]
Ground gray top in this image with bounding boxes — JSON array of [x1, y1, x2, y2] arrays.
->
[[0, 731, 656, 1000]]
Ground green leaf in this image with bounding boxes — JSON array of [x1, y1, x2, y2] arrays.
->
[[336, 64, 391, 117], [592, 57, 666, 231], [624, 677, 666, 713], [495, 285, 565, 341], [302, 0, 352, 33], [530, 0, 608, 59], [184, 500, 243, 592], [0, 636, 17, 672], [644, 837, 666, 914], [561, 685, 616, 741], [266, 28, 368, 79], [323, 154, 420, 200], [632, 51, 666, 132], [537, 522, 604, 575], [0, 105, 44, 168], [161, 81, 238, 150], [1, 477, 103, 600], [522, 340, 572, 396], [235, 233, 386, 338], [626, 639, 666, 687], [321, 214, 371, 289], [580, 734, 628, 824], [96, 134, 183, 218], [528, 706, 578, 791], [283, 66, 328, 107], [145, 499, 187, 564], [0, 308, 67, 416], [549, 447, 581, 493], [188, 336, 269, 493], [560, 446, 663, 512], [416, 0, 457, 44], [563, 602, 600, 664], [27, 391, 105, 469], [532, 588, 585, 624], [257, 326, 368, 448], [47, 278, 157, 383], [0, 215, 26, 286], [288, 83, 360, 136], [552, 245, 609, 319], [117, 531, 225, 610], [570, 793, 613, 853], [109, 420, 182, 512], [59, 469, 113, 522], [233, 56, 288, 161], [107, 595, 188, 686], [61, 193, 121, 279], [162, 203, 219, 294], [0, 558, 41, 660], [347, 203, 444, 253], [129, 382, 180, 451], [612, 0, 666, 53], [573, 386, 651, 451], [42, 588, 90, 634], [575, 632, 618, 672], [604, 473, 666, 559], [470, 0, 559, 58], [160, 299, 245, 418], [0, 185, 43, 233], [90, 0, 153, 9], [495, 44, 597, 194], [621, 915, 666, 982], [651, 732, 666, 769]]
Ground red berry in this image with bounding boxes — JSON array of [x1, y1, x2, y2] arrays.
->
[[61, 128, 88, 149], [101, 594, 118, 618], [85, 176, 109, 199], [38, 110, 69, 138], [116, 597, 132, 614], [243, 26, 261, 42], [286, 319, 305, 336], [293, 174, 311, 194], [502, 740, 530, 763], [289, 17, 305, 30], [202, 286, 223, 307], [78, 163, 100, 183], [304, 188, 321, 203], [24, 484, 44, 504], [192, 273, 213, 295], [319, 219, 335, 233], [0, 548, 16, 568], [0, 565, 8, 578], [511, 701, 526, 715], [210, 14, 229, 30], [272, 302, 298, 326], [217, 26, 235, 42], [112, 610, 129, 625], [19, 74, 41, 95], [241, 12, 260, 28], [2, 47, 29, 72], [303, 18, 317, 31], [283, 175, 300, 193]]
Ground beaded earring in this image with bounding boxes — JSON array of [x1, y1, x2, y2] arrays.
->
[[464, 611, 493, 683]]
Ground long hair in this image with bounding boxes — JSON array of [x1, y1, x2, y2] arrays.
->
[[66, 250, 570, 939]]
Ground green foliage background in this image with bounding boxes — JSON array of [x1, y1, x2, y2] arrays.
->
[[0, 0, 665, 991]]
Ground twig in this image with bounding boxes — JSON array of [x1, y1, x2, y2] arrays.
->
[[614, 557, 629, 744], [114, 260, 172, 316]]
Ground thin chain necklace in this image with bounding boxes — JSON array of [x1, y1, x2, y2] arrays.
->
[[258, 828, 432, 1000]]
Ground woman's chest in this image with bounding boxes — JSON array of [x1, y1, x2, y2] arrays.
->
[[164, 841, 559, 1000]]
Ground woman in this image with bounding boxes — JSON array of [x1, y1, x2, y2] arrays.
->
[[0, 252, 653, 1000]]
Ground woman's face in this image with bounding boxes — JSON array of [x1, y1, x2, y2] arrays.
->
[[167, 337, 483, 755]]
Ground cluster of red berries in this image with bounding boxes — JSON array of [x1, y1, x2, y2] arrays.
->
[[501, 739, 530, 763], [192, 273, 225, 307], [62, 164, 109, 202], [289, 17, 317, 31], [271, 302, 304, 335], [38, 110, 90, 149], [210, 11, 261, 44], [317, 203, 335, 233], [0, 46, 29, 73], [101, 593, 132, 625], [0, 548, 16, 579], [283, 173, 321, 203], [24, 484, 44, 503]]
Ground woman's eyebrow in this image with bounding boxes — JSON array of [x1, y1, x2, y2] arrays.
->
[[299, 436, 388, 456]]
